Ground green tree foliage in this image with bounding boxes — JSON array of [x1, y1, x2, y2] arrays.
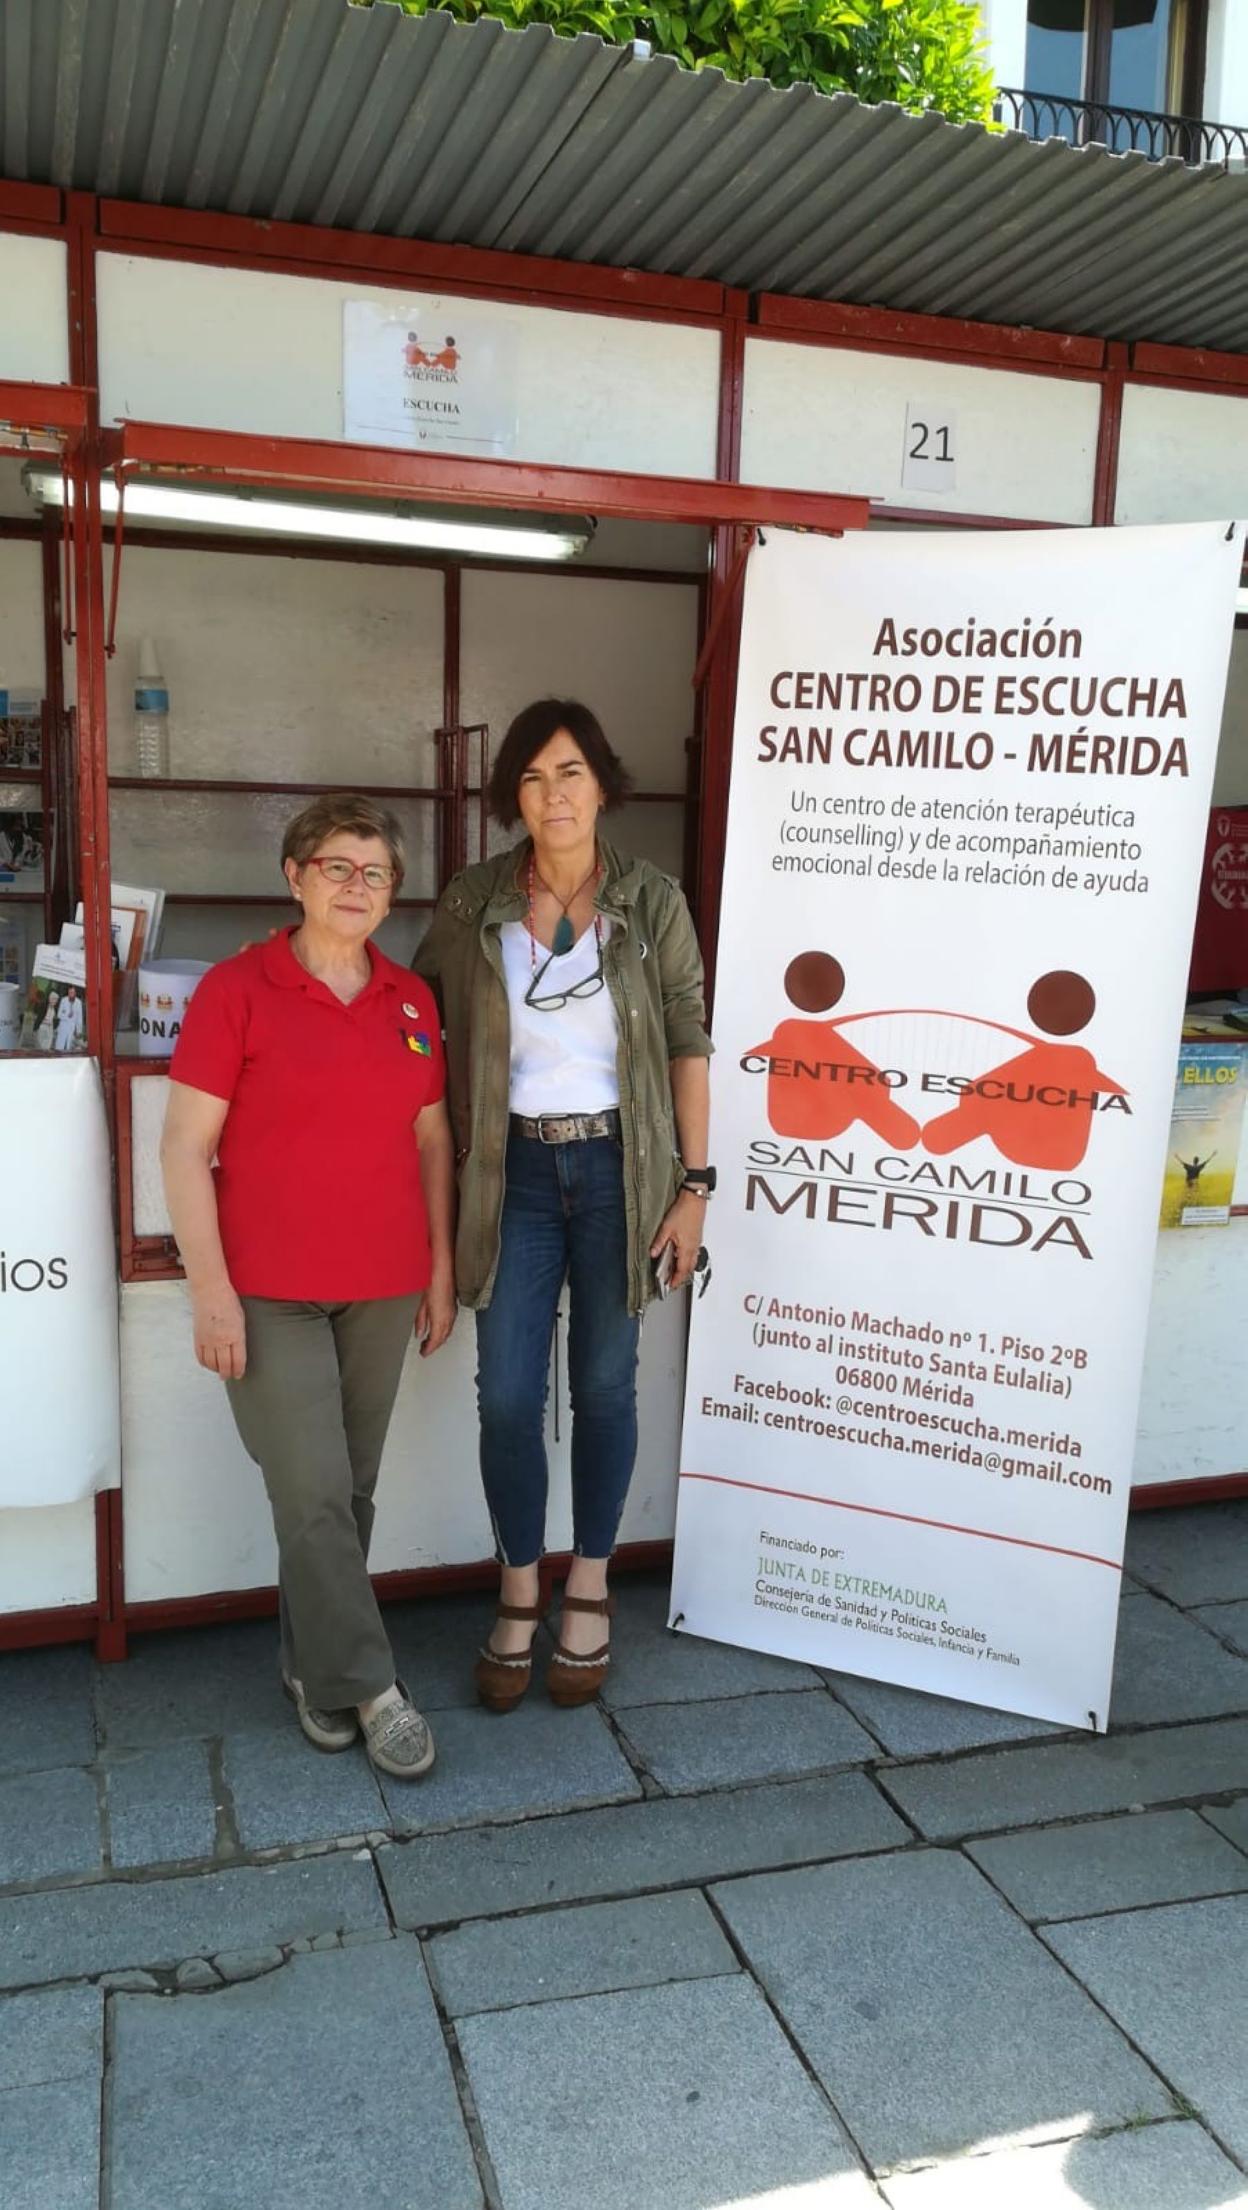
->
[[348, 0, 995, 124]]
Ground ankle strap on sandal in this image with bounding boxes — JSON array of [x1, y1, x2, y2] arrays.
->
[[496, 1600, 544, 1621], [560, 1593, 616, 1617]]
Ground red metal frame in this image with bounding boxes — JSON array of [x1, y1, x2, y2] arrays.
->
[[0, 182, 63, 230], [9, 190, 1248, 1662], [98, 200, 727, 325], [0, 379, 88, 454], [1131, 1474, 1248, 1510], [102, 418, 870, 535], [757, 293, 1106, 377]]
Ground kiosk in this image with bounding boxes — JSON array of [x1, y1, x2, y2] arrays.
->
[[2, 190, 1246, 1656]]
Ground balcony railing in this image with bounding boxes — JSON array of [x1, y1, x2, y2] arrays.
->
[[994, 87, 1248, 166]]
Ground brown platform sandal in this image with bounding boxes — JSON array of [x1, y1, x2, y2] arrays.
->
[[474, 1601, 545, 1713], [546, 1594, 617, 1708]]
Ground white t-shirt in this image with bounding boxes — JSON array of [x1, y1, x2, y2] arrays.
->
[[501, 918, 621, 1116]]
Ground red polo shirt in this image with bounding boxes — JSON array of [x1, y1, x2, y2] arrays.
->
[[169, 929, 445, 1301]]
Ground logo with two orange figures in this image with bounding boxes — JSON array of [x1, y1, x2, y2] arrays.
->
[[745, 953, 1128, 1173], [404, 333, 460, 374]]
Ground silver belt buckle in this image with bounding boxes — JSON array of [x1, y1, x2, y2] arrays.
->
[[538, 1115, 570, 1144]]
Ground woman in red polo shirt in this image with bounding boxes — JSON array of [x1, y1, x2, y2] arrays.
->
[[161, 794, 455, 1781]]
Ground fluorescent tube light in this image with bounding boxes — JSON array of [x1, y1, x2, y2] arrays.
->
[[24, 467, 592, 561]]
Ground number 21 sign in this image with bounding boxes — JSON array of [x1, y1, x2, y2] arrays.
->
[[901, 401, 958, 493]]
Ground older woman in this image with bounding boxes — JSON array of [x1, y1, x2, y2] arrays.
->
[[162, 794, 455, 1779], [416, 698, 712, 1710]]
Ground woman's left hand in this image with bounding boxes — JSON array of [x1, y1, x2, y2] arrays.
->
[[651, 1189, 706, 1292], [417, 1268, 457, 1357]]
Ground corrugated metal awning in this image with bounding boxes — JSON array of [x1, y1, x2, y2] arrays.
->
[[3, 0, 1248, 352]]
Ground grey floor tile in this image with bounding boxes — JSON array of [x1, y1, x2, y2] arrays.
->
[[93, 1619, 285, 1750], [428, 1890, 737, 2017], [1192, 1600, 1248, 1656], [968, 1809, 1248, 1922], [224, 1731, 387, 1850], [0, 1983, 102, 2088], [106, 1742, 221, 1869], [0, 2077, 100, 2210], [0, 1765, 103, 1887], [459, 1974, 877, 2210], [378, 1700, 640, 1836], [882, 2122, 1248, 2207], [617, 1689, 876, 1792], [380, 1770, 906, 1928], [714, 1851, 1169, 2170], [1124, 1502, 1248, 1607], [1109, 1594, 1248, 1726], [1048, 1897, 1248, 2162], [108, 1939, 481, 2210], [602, 1576, 822, 1708], [383, 1593, 509, 1711], [884, 1718, 1248, 1840], [824, 1670, 1066, 1759], [0, 1645, 96, 1777], [1203, 1799, 1248, 1855], [0, 1852, 386, 1990]]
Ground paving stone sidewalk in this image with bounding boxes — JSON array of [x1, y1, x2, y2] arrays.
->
[[2, 1502, 1248, 2209]]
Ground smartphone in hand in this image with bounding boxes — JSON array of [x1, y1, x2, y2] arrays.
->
[[653, 1240, 676, 1298]]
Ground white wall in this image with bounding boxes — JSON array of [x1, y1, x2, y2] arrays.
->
[[978, 0, 1027, 89], [97, 254, 721, 480], [740, 340, 1101, 523], [0, 1503, 97, 1614], [0, 235, 69, 386], [1134, 1215, 1248, 1484], [1116, 384, 1248, 525], [1202, 0, 1248, 128], [1213, 628, 1248, 807]]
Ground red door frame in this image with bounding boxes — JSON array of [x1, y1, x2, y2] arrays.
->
[[4, 190, 1246, 1659]]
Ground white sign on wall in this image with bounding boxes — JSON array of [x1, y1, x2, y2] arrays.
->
[[671, 521, 1240, 1731], [0, 1058, 121, 1507], [343, 297, 519, 456]]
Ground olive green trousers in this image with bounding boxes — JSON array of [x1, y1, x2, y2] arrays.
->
[[225, 1294, 419, 1710]]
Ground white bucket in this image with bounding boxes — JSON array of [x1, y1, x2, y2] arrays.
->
[[137, 958, 210, 1059], [0, 979, 19, 1050]]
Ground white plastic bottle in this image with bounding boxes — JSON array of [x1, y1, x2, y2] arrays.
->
[[135, 638, 170, 779]]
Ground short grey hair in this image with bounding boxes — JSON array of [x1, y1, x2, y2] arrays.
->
[[281, 793, 406, 894]]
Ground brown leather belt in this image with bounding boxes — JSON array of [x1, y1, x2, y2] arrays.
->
[[510, 1110, 621, 1145]]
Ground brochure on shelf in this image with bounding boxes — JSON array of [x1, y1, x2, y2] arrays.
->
[[1160, 1041, 1248, 1228], [19, 943, 87, 1054], [0, 688, 43, 772]]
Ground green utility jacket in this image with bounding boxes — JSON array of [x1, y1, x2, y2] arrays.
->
[[413, 837, 712, 1314]]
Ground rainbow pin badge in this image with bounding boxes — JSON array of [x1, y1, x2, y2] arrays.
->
[[406, 1031, 432, 1056]]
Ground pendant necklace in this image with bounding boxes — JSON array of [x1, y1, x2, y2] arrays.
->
[[527, 850, 601, 961]]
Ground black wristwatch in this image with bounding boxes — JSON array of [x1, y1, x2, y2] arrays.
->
[[681, 1165, 717, 1196]]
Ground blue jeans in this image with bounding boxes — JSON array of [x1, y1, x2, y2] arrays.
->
[[476, 1127, 641, 1566]]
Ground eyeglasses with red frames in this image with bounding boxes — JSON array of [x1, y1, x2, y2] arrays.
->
[[303, 856, 396, 891]]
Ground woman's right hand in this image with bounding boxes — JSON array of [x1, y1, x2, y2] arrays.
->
[[191, 1285, 247, 1379]]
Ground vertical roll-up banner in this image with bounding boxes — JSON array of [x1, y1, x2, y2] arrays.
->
[[0, 1058, 121, 1507], [672, 523, 1240, 1730]]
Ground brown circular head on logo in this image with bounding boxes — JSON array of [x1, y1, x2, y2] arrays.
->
[[784, 951, 845, 1014], [1028, 970, 1095, 1036]]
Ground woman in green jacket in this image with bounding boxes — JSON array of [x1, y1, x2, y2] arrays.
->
[[415, 698, 712, 1710]]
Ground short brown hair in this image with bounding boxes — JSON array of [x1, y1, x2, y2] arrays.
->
[[280, 794, 406, 893], [487, 699, 633, 830]]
